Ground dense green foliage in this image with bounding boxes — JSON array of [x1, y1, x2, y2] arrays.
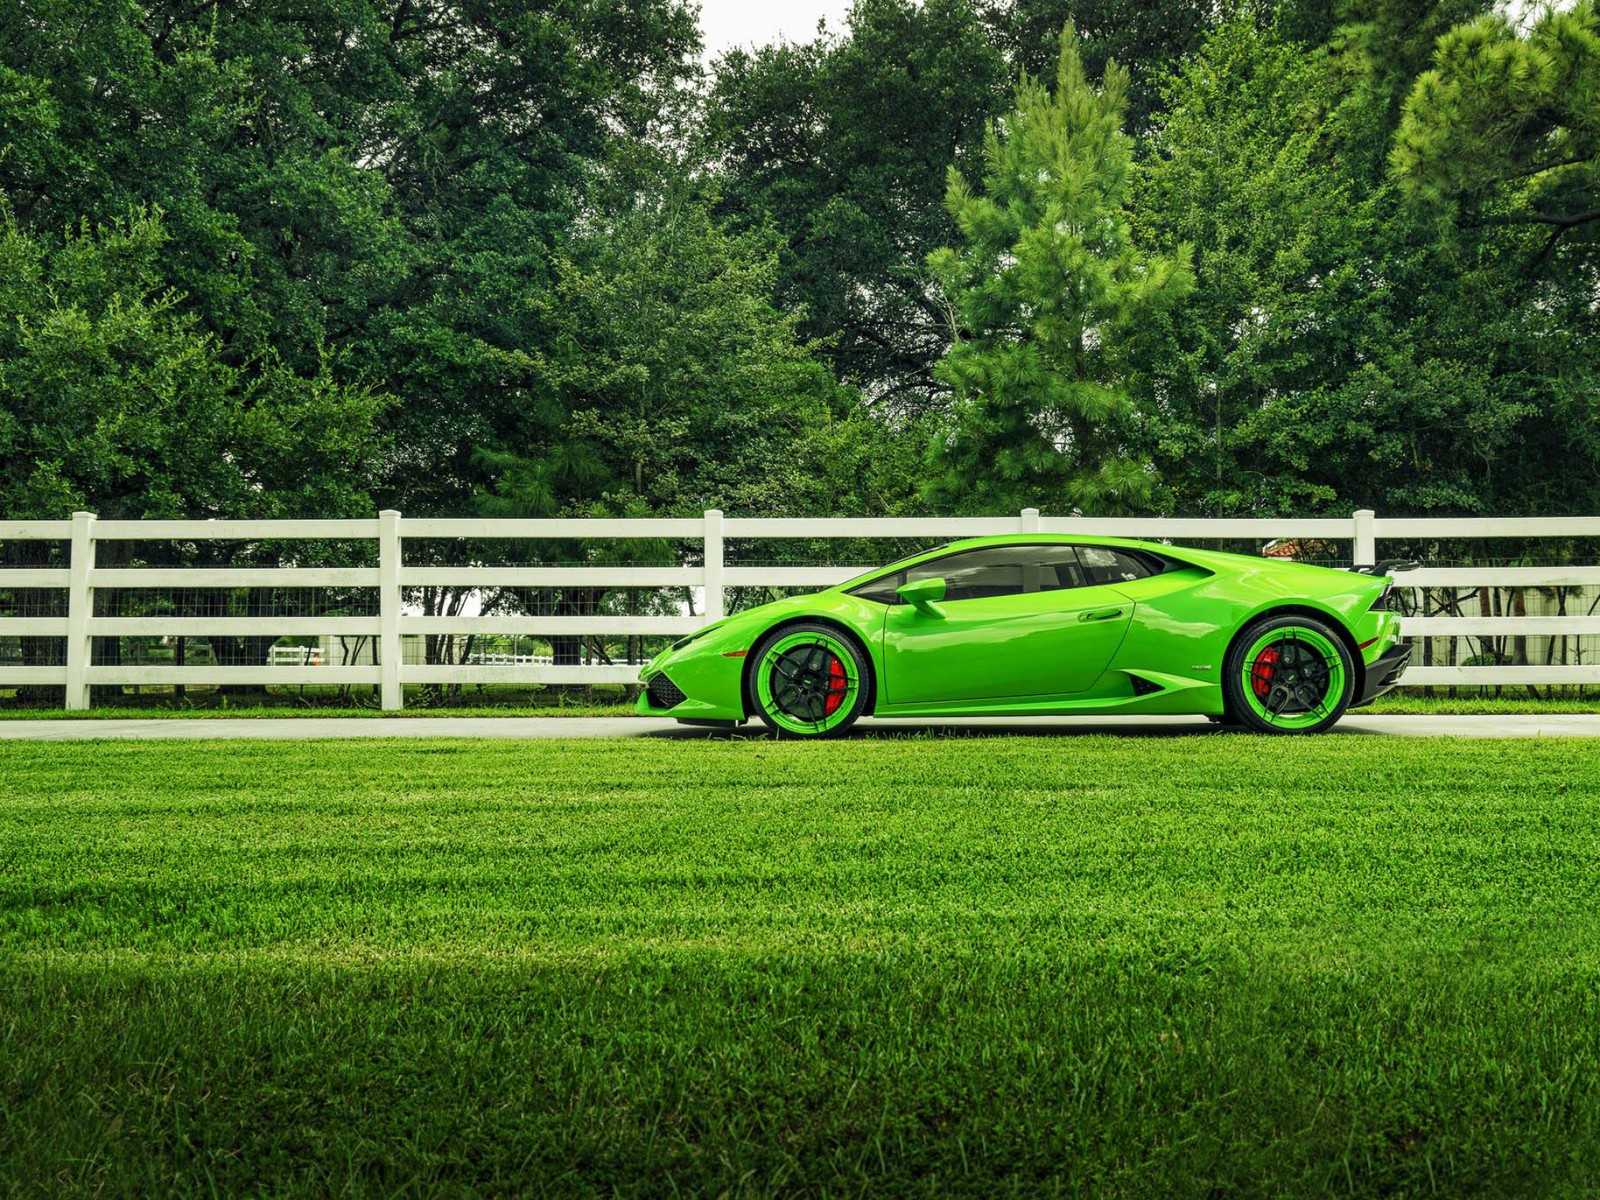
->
[[983, 0, 1224, 132], [1131, 9, 1599, 516], [1393, 2, 1600, 247], [0, 0, 1595, 524], [479, 155, 879, 520], [709, 0, 1010, 410], [4, 735, 1600, 1194], [0, 210, 386, 519], [0, 0, 706, 519]]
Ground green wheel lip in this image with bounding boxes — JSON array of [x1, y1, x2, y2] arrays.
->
[[754, 630, 861, 735], [1239, 625, 1345, 730]]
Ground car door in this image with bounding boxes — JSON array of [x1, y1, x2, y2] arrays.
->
[[875, 544, 1136, 707]]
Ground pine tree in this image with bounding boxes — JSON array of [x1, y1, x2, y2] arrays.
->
[[926, 24, 1192, 514], [1390, 2, 1600, 258]]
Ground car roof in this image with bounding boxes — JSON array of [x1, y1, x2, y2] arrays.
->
[[897, 534, 1168, 561], [935, 533, 1154, 550]]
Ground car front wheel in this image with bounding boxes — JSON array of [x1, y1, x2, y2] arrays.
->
[[746, 623, 872, 739]]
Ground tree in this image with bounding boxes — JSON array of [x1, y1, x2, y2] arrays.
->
[[1391, 3, 1600, 262], [1131, 14, 1600, 519], [924, 25, 1193, 515], [0, 209, 386, 522], [709, 0, 1010, 410], [354, 0, 703, 513], [0, 0, 411, 371], [479, 145, 887, 522], [0, 0, 701, 515]]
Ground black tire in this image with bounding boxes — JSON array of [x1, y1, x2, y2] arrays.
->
[[744, 622, 873, 739], [1222, 614, 1356, 735]]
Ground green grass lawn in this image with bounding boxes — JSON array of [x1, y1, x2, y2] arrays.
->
[[4, 736, 1600, 1197]]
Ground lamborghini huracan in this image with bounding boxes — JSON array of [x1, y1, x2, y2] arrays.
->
[[637, 535, 1411, 736]]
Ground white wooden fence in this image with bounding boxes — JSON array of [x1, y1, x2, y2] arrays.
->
[[2, 508, 1599, 709]]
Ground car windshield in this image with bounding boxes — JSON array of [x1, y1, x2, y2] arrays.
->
[[833, 544, 952, 592]]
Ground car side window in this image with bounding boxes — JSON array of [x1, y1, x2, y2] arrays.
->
[[1075, 546, 1156, 586], [849, 545, 1090, 604], [902, 548, 1026, 601]]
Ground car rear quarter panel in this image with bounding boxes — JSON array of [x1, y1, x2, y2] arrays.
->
[[1107, 552, 1393, 694]]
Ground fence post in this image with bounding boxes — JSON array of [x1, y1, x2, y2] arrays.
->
[[379, 509, 402, 711], [1352, 509, 1376, 568], [64, 510, 95, 710], [1020, 507, 1040, 534], [703, 509, 725, 624]]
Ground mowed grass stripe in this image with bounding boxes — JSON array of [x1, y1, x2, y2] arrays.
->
[[2, 737, 1599, 1196], [3, 738, 1595, 955]]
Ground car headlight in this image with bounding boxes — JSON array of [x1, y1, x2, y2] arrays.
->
[[671, 621, 723, 651]]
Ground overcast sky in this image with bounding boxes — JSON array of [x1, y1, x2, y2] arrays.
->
[[696, 0, 853, 58]]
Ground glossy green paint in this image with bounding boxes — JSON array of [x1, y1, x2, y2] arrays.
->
[[880, 582, 1132, 705], [637, 535, 1403, 725], [894, 575, 947, 616]]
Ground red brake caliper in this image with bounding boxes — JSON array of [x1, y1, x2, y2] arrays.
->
[[823, 654, 849, 716], [1251, 646, 1280, 699]]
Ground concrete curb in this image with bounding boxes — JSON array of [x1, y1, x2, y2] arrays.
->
[[1, 714, 1597, 740]]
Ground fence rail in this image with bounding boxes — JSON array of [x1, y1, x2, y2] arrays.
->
[[3, 508, 1599, 708]]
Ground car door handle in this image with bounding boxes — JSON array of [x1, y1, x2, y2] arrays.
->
[[1079, 607, 1124, 622]]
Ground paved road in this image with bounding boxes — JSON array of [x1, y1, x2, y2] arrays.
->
[[1, 714, 1598, 740]]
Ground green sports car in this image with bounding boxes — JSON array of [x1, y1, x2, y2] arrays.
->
[[638, 535, 1411, 736]]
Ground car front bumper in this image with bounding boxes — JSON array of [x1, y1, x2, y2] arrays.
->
[[636, 624, 755, 722], [1351, 641, 1412, 708]]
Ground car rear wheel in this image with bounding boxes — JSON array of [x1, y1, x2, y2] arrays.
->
[[747, 623, 871, 739], [1223, 615, 1355, 735]]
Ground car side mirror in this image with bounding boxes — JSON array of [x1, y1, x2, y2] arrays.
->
[[896, 576, 947, 617]]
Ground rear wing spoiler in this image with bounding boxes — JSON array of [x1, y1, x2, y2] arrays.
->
[[1347, 560, 1418, 576]]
